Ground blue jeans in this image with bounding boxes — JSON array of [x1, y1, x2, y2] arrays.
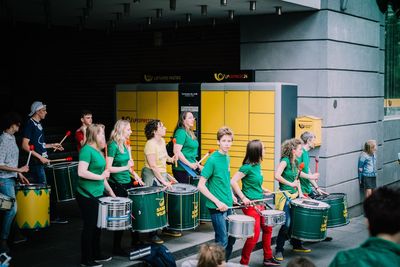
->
[[0, 178, 17, 240], [28, 165, 47, 184], [209, 209, 236, 260], [276, 198, 301, 253]]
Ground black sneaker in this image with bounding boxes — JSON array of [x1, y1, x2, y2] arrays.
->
[[81, 261, 102, 267], [50, 217, 69, 224], [324, 236, 333, 242], [264, 257, 281, 266], [151, 235, 164, 244], [94, 255, 112, 262], [162, 229, 182, 237]]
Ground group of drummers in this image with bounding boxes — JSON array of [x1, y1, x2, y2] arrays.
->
[[0, 101, 350, 267]]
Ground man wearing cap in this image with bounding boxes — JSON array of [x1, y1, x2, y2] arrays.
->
[[22, 101, 67, 224]]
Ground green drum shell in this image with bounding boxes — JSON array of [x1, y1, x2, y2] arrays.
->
[[290, 199, 330, 242], [316, 193, 350, 228], [45, 162, 79, 202], [127, 186, 167, 233], [190, 177, 211, 222], [166, 184, 200, 231]]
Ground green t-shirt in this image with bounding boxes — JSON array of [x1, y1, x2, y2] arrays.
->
[[329, 237, 400, 267], [239, 163, 263, 200], [173, 128, 199, 171], [279, 157, 298, 194], [200, 151, 232, 209], [77, 145, 106, 198], [298, 147, 312, 194], [108, 141, 131, 184]]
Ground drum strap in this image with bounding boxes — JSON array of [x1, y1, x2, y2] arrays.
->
[[78, 186, 101, 204], [109, 177, 128, 192]]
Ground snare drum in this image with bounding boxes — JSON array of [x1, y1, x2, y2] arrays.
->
[[166, 184, 199, 231], [226, 214, 255, 239], [315, 193, 349, 228], [290, 198, 330, 242], [97, 197, 132, 231], [0, 193, 14, 211], [45, 161, 79, 202], [127, 186, 168, 233], [259, 210, 286, 227], [15, 184, 50, 229]]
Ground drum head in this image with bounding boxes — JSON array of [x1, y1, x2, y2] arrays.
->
[[127, 186, 163, 195], [167, 184, 198, 195], [99, 196, 132, 204], [46, 161, 78, 169], [260, 210, 284, 216], [291, 198, 330, 210], [15, 183, 50, 190], [227, 214, 255, 222], [315, 193, 346, 201]]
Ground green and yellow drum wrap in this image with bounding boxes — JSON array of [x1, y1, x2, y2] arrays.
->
[[127, 186, 167, 233], [15, 184, 50, 229], [166, 183, 199, 231], [315, 193, 349, 228], [290, 198, 330, 242]]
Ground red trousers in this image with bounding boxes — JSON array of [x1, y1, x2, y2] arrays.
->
[[240, 205, 273, 265]]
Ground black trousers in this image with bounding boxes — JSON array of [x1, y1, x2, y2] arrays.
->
[[76, 192, 101, 263], [109, 181, 138, 249]]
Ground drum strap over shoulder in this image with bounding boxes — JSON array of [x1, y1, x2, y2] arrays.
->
[[274, 191, 299, 211], [78, 186, 102, 204]]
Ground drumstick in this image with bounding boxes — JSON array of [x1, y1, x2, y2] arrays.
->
[[49, 156, 73, 163], [53, 130, 71, 151], [315, 155, 319, 173], [172, 138, 177, 167], [198, 148, 216, 164], [26, 145, 34, 165], [167, 173, 179, 184]]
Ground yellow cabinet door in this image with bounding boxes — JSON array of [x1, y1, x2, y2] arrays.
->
[[225, 91, 249, 136]]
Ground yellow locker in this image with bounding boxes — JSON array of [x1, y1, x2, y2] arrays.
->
[[157, 91, 178, 137], [201, 91, 224, 135], [249, 91, 274, 113], [249, 114, 274, 136], [225, 91, 249, 135], [117, 91, 137, 110]]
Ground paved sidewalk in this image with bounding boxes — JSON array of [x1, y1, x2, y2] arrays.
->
[[6, 199, 368, 267], [177, 215, 369, 267]]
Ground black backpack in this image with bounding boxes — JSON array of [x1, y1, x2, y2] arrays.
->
[[166, 137, 175, 158], [142, 244, 177, 267]]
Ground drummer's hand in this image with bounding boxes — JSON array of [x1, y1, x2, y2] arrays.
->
[[163, 181, 173, 190], [216, 201, 228, 212], [136, 178, 145, 186], [18, 165, 29, 173], [310, 173, 320, 180], [189, 162, 198, 170], [241, 197, 251, 206], [102, 169, 110, 179], [290, 180, 299, 188], [109, 191, 116, 198], [40, 156, 50, 165], [232, 194, 238, 205], [52, 143, 64, 151], [317, 188, 329, 195], [18, 174, 30, 185], [197, 163, 204, 171], [128, 160, 134, 169]]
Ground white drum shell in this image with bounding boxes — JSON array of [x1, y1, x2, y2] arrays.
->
[[227, 214, 255, 239], [259, 210, 286, 226], [97, 197, 132, 231]]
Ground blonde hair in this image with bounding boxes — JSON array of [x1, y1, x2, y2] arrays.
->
[[85, 124, 105, 149], [109, 119, 130, 153], [197, 243, 225, 267], [217, 126, 233, 141], [363, 139, 377, 155], [281, 138, 303, 170]]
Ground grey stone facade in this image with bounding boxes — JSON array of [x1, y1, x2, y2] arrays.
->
[[240, 0, 400, 214]]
